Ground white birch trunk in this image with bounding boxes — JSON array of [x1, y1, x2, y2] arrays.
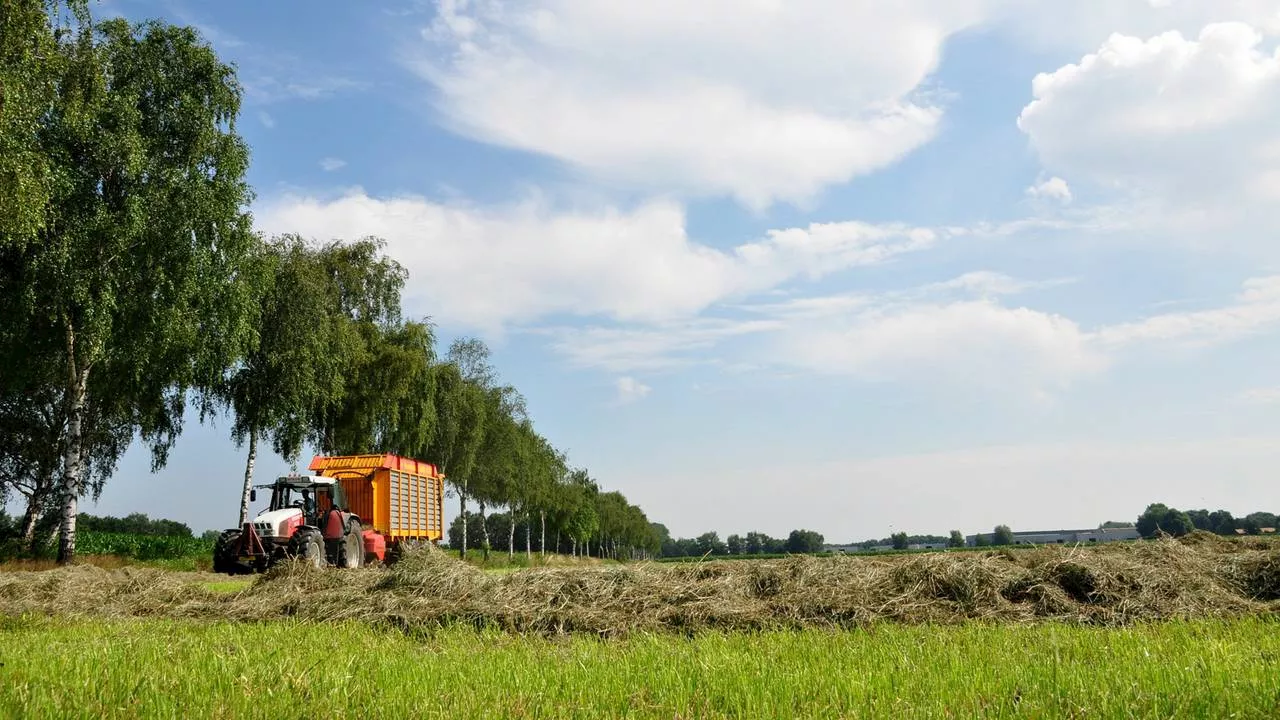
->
[[237, 429, 258, 526], [507, 506, 515, 560], [57, 347, 88, 565]]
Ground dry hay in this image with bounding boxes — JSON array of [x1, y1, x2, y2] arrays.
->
[[2, 533, 1277, 636]]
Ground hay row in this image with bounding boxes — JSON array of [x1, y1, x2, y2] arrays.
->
[[2, 532, 1277, 636]]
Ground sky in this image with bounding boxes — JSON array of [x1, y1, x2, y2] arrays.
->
[[37, 0, 1280, 543]]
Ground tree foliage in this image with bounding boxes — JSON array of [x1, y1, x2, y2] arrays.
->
[[2, 9, 260, 562], [1136, 503, 1194, 538], [991, 525, 1014, 546]]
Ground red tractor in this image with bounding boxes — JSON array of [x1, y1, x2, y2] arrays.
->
[[213, 473, 366, 574]]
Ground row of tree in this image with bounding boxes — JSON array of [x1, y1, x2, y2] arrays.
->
[[656, 529, 826, 557], [0, 1, 663, 564], [1137, 504, 1278, 538], [0, 509, 193, 542]]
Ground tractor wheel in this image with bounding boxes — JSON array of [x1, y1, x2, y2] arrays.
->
[[288, 529, 325, 569], [340, 519, 363, 568], [212, 529, 242, 575]]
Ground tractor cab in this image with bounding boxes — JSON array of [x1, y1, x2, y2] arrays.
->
[[253, 474, 348, 527]]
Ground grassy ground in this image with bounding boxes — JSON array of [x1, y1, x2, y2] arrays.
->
[[1, 615, 1276, 718], [0, 553, 211, 573]]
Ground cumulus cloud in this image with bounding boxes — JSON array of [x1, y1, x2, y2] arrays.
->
[[614, 377, 652, 405], [1018, 22, 1280, 209], [406, 0, 999, 208], [400, 1, 1278, 209], [254, 190, 941, 330], [319, 157, 347, 172], [993, 0, 1280, 51], [768, 299, 1105, 395], [1025, 176, 1072, 203], [760, 274, 1280, 392]]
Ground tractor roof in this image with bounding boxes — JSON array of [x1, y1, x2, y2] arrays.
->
[[273, 473, 337, 488]]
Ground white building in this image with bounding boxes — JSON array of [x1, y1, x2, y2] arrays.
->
[[965, 526, 1140, 547]]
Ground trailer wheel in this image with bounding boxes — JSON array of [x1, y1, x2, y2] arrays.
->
[[340, 520, 363, 568]]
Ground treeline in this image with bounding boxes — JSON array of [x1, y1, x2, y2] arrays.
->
[[1138, 504, 1278, 538], [657, 529, 826, 557], [449, 503, 661, 560], [0, 510, 193, 541], [0, 1, 661, 564]]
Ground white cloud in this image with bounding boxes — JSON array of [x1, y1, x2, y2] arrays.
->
[[552, 273, 1280, 397], [993, 1, 1280, 51], [243, 74, 367, 104], [764, 274, 1280, 392], [1025, 176, 1072, 203], [408, 0, 997, 209], [614, 377, 652, 405], [254, 190, 940, 330], [1238, 386, 1280, 404], [319, 157, 347, 172], [403, 1, 1280, 210], [1018, 22, 1280, 209], [1097, 275, 1280, 347], [544, 319, 782, 373], [769, 299, 1105, 395], [258, 111, 275, 129]]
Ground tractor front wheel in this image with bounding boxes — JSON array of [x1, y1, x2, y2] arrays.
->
[[340, 520, 363, 568], [212, 529, 243, 575], [288, 529, 325, 569]]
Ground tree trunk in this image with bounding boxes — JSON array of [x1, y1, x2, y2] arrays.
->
[[238, 428, 258, 526], [478, 500, 490, 560], [19, 491, 41, 545], [540, 510, 546, 559], [571, 537, 576, 557], [525, 509, 532, 561], [507, 506, 515, 560], [57, 352, 89, 566], [459, 491, 468, 559], [21, 482, 50, 555]]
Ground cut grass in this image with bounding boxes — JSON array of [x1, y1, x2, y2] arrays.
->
[[2, 533, 1275, 636], [0, 615, 1277, 718]]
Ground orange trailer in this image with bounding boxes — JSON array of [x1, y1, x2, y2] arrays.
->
[[308, 453, 446, 558]]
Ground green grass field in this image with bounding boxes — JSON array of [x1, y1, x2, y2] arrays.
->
[[2, 615, 1277, 719]]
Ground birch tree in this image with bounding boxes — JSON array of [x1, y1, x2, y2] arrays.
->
[[220, 235, 346, 525], [5, 12, 260, 563]]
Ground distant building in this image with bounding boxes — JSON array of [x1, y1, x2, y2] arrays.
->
[[965, 526, 1140, 547]]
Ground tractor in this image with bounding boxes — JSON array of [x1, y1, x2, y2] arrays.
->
[[212, 473, 366, 574]]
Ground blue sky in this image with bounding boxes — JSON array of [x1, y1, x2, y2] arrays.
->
[[40, 0, 1280, 542]]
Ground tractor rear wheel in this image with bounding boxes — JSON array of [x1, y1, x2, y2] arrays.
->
[[340, 519, 363, 568], [212, 529, 242, 575], [288, 528, 324, 569]]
